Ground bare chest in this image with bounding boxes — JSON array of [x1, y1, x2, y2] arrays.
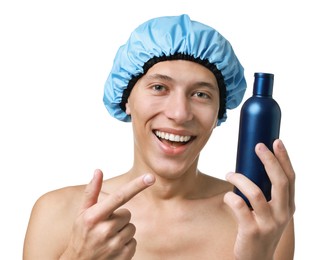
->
[[129, 203, 237, 259]]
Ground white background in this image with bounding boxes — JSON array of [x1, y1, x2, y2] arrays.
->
[[0, 0, 321, 259]]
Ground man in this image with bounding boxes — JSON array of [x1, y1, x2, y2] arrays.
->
[[24, 14, 295, 259]]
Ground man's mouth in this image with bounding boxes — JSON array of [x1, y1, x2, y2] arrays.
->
[[154, 130, 194, 147]]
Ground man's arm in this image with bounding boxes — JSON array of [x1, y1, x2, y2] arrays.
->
[[23, 170, 155, 260]]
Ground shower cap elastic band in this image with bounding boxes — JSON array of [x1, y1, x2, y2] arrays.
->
[[103, 14, 247, 125]]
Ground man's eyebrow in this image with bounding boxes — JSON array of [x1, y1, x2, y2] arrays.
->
[[194, 81, 218, 90], [144, 73, 173, 82], [144, 73, 218, 89]]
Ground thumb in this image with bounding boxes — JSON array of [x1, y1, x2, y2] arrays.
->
[[80, 169, 103, 212]]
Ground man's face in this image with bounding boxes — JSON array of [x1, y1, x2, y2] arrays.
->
[[126, 60, 220, 178]]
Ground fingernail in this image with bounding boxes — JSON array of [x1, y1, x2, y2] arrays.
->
[[225, 172, 234, 180], [257, 143, 268, 152], [277, 139, 285, 150], [143, 174, 155, 185]]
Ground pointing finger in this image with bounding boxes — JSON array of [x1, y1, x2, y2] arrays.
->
[[92, 173, 155, 220]]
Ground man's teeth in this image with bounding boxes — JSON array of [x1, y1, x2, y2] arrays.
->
[[155, 131, 192, 142]]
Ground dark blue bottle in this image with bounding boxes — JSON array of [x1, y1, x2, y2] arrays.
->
[[234, 72, 281, 208]]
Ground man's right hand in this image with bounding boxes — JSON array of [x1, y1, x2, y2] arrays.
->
[[60, 169, 155, 260]]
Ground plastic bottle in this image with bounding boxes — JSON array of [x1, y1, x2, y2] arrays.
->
[[234, 72, 281, 208]]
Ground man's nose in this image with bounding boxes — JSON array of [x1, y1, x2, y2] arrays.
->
[[164, 93, 193, 124]]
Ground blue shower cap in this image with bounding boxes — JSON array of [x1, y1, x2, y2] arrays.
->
[[103, 14, 246, 125]]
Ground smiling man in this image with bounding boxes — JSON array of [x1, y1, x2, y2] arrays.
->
[[23, 14, 295, 260]]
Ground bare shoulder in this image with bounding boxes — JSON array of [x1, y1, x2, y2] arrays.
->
[[23, 184, 86, 259], [199, 172, 234, 197], [200, 173, 236, 222], [32, 184, 86, 221]]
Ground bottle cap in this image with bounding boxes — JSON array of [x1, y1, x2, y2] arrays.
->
[[253, 72, 274, 96]]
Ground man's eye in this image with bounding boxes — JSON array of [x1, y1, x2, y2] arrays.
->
[[152, 84, 166, 92], [194, 92, 210, 99]]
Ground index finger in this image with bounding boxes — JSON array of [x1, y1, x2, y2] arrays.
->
[[255, 142, 290, 211], [92, 173, 155, 220], [273, 139, 296, 211]]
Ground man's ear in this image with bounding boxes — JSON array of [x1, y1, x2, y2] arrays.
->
[[125, 102, 131, 115]]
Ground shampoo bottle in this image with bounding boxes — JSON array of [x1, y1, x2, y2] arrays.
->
[[234, 72, 281, 208]]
